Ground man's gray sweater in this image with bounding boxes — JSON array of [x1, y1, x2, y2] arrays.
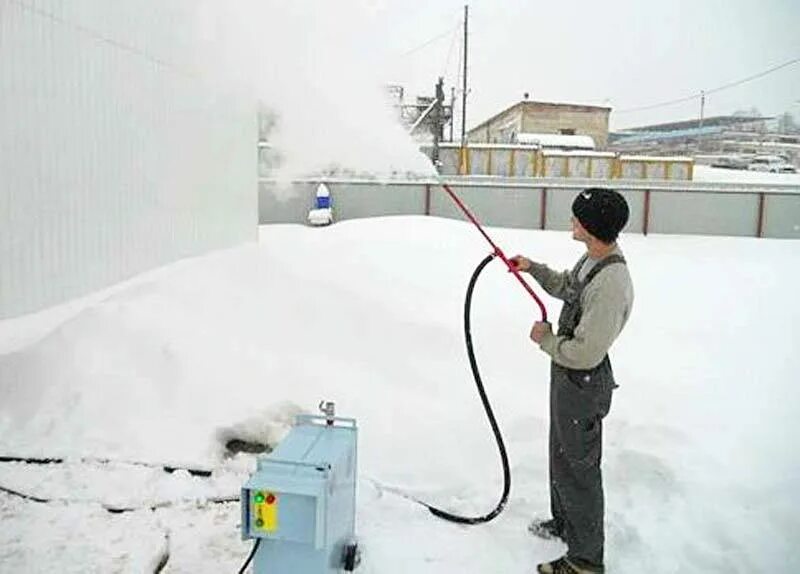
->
[[527, 246, 634, 370]]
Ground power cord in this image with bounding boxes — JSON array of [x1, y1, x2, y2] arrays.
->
[[237, 538, 261, 574]]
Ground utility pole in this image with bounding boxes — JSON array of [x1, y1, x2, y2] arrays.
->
[[432, 77, 445, 171], [449, 86, 456, 142], [460, 4, 469, 173], [698, 90, 706, 152], [699, 90, 706, 130]]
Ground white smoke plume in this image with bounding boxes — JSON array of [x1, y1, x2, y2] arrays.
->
[[194, 1, 435, 182]]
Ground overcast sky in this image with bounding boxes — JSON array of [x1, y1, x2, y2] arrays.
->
[[194, 0, 799, 173], [364, 0, 800, 130]]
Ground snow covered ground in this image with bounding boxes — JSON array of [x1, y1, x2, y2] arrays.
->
[[1, 216, 799, 573]]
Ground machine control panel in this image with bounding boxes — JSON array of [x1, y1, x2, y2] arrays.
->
[[252, 490, 278, 533]]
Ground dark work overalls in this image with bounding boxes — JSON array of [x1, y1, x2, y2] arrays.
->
[[549, 253, 626, 570]]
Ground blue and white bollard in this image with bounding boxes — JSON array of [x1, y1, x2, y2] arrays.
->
[[307, 183, 333, 226]]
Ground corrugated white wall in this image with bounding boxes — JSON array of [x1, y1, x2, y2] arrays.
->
[[0, 1, 257, 318]]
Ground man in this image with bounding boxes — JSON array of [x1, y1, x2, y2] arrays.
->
[[511, 188, 634, 574]]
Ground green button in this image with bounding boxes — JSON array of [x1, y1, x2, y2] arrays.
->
[[254, 492, 265, 503]]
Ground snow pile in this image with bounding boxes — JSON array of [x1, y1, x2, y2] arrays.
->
[[1, 217, 799, 572]]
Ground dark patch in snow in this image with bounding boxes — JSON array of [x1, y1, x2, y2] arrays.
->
[[0, 455, 64, 465], [163, 465, 212, 478], [224, 438, 272, 456]]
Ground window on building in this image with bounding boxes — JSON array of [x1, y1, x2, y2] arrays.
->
[[560, 128, 576, 135]]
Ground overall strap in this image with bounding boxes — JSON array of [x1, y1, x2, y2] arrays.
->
[[580, 254, 626, 287]]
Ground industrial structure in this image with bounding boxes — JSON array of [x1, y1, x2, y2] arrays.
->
[[386, 81, 454, 144]]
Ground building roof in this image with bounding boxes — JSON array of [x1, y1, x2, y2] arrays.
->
[[620, 115, 771, 134], [610, 125, 726, 145], [469, 100, 612, 134]]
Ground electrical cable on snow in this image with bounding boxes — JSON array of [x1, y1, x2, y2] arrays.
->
[[0, 482, 238, 513], [238, 539, 261, 574], [0, 454, 212, 477], [0, 483, 50, 503]]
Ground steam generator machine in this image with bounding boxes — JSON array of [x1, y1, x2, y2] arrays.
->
[[241, 402, 360, 573]]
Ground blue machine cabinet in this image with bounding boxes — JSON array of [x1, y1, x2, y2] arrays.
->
[[242, 405, 359, 573]]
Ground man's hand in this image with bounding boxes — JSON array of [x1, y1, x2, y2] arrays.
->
[[510, 255, 533, 272], [530, 321, 552, 344]]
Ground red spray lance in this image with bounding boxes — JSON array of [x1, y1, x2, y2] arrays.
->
[[440, 183, 548, 322]]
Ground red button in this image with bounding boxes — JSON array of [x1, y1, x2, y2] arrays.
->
[[266, 493, 276, 505]]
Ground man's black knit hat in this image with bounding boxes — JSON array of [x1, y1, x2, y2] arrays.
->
[[571, 188, 629, 243]]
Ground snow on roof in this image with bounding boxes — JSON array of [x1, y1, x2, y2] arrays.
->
[[432, 142, 540, 150], [541, 150, 615, 157], [619, 155, 694, 163], [515, 133, 596, 149]]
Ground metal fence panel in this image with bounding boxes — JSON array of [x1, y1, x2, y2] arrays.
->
[[514, 150, 537, 177], [259, 182, 317, 224], [439, 148, 461, 175], [258, 177, 800, 240], [430, 185, 541, 229], [763, 194, 800, 239], [330, 183, 426, 220], [649, 191, 759, 237]]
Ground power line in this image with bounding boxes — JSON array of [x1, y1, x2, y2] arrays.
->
[[616, 55, 800, 114], [705, 56, 800, 96], [442, 23, 460, 80], [397, 21, 460, 58]]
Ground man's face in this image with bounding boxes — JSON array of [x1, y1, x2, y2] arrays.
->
[[571, 216, 590, 243]]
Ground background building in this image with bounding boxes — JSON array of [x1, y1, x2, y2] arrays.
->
[[467, 99, 612, 148], [609, 115, 770, 154], [609, 115, 800, 168]]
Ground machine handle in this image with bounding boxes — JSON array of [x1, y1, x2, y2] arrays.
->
[[295, 414, 358, 429], [260, 458, 332, 472]]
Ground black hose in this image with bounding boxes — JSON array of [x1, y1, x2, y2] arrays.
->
[[237, 538, 260, 574], [232, 254, 510, 554], [424, 253, 511, 525]]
